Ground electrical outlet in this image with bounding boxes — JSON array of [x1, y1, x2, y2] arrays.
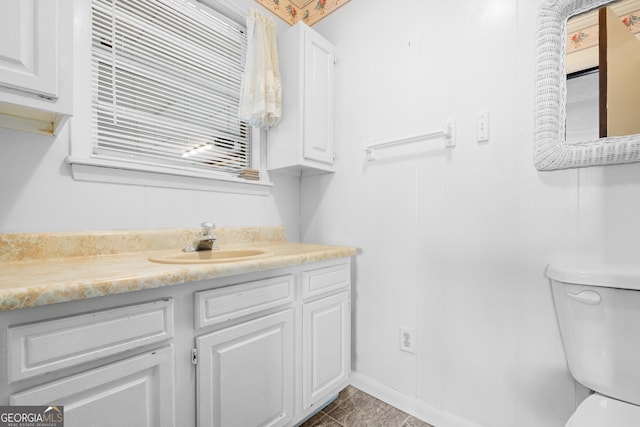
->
[[400, 326, 415, 354]]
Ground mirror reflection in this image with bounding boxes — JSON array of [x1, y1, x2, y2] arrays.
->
[[566, 0, 640, 142]]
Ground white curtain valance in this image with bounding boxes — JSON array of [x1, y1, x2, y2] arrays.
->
[[238, 9, 282, 130]]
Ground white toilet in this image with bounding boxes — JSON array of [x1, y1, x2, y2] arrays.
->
[[547, 264, 640, 426]]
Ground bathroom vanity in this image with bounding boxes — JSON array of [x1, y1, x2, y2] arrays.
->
[[0, 227, 356, 427]]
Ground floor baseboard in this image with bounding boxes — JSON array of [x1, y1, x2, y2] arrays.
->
[[349, 371, 484, 427]]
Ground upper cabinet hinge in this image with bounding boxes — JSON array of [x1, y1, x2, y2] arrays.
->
[[191, 348, 198, 365]]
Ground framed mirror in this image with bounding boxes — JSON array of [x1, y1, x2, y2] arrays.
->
[[535, 0, 640, 170]]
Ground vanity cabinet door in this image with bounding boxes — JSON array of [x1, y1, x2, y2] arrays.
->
[[10, 347, 175, 427], [302, 291, 350, 411], [196, 309, 294, 427]]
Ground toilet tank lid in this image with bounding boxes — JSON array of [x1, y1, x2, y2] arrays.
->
[[547, 264, 640, 290]]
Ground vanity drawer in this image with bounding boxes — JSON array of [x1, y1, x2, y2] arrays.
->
[[8, 299, 174, 382], [302, 261, 350, 299], [195, 275, 295, 329]]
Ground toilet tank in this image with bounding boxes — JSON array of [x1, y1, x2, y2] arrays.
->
[[548, 264, 640, 406]]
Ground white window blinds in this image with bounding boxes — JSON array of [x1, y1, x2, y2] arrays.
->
[[91, 0, 251, 176]]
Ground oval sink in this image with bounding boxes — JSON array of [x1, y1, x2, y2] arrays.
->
[[149, 249, 273, 264]]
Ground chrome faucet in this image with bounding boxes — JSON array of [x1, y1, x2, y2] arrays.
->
[[183, 222, 219, 252]]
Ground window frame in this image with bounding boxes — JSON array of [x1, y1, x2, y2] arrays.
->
[[66, 0, 273, 195]]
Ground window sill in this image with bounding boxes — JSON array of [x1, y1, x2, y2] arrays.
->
[[66, 156, 273, 196]]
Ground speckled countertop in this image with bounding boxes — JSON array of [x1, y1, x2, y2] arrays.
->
[[0, 227, 357, 312]]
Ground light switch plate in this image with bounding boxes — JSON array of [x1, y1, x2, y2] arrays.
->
[[477, 110, 490, 143]]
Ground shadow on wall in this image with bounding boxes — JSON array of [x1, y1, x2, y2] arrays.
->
[[601, 160, 640, 187], [519, 360, 583, 425], [361, 145, 454, 171], [300, 172, 334, 241], [600, 161, 640, 263], [350, 255, 360, 371], [266, 172, 304, 242], [0, 126, 71, 230]]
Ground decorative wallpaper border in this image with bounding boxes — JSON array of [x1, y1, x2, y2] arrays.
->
[[255, 0, 350, 26], [567, 8, 640, 54]]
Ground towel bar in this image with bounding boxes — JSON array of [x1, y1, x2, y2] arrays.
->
[[364, 119, 456, 161]]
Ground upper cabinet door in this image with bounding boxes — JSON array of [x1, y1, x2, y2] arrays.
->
[[266, 22, 335, 174], [0, 0, 58, 98], [303, 30, 335, 165]]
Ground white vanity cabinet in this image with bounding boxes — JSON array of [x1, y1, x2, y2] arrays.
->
[[301, 263, 351, 411], [0, 257, 352, 427], [4, 299, 176, 427], [194, 275, 296, 427], [0, 0, 72, 135], [193, 260, 351, 426], [267, 22, 336, 175]]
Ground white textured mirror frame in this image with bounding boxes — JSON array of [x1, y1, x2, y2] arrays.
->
[[535, 0, 640, 170]]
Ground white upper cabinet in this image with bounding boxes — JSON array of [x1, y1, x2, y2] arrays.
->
[[302, 28, 335, 166], [0, 1, 58, 98], [267, 22, 336, 175], [0, 0, 72, 135]]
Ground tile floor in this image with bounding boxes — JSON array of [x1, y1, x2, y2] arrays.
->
[[299, 386, 435, 427]]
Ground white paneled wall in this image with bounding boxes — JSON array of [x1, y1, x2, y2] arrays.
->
[[0, 124, 301, 238], [304, 0, 640, 426]]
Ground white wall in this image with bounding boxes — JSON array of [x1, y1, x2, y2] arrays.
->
[[0, 125, 300, 237], [301, 1, 640, 426]]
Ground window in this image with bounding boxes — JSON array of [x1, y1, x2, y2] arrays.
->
[[68, 0, 271, 194]]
